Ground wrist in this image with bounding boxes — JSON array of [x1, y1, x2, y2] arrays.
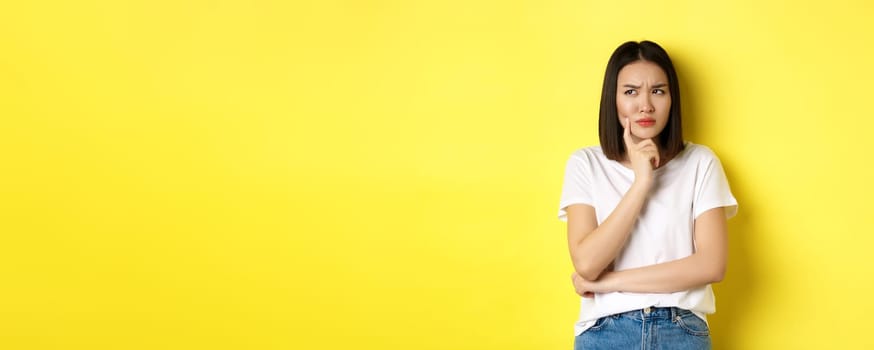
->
[[597, 271, 621, 294], [600, 271, 622, 293], [630, 177, 654, 192]]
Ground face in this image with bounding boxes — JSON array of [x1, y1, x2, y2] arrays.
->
[[615, 60, 671, 142]]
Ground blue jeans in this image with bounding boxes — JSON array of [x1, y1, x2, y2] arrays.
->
[[573, 307, 711, 350]]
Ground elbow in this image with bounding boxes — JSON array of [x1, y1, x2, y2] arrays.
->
[[573, 261, 604, 281], [707, 265, 726, 284], [693, 251, 726, 284]]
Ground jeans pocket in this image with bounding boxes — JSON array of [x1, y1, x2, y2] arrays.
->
[[673, 311, 710, 336], [587, 315, 614, 332]]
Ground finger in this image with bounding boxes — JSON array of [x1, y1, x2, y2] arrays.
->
[[636, 140, 659, 168], [637, 146, 657, 156], [637, 139, 656, 149], [623, 117, 632, 145], [638, 142, 659, 168], [644, 152, 658, 169]]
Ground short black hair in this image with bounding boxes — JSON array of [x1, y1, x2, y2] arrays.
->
[[598, 40, 684, 161]]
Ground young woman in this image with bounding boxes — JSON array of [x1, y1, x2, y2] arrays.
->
[[558, 41, 738, 349]]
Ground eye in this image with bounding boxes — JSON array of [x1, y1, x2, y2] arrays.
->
[[623, 89, 637, 95], [652, 88, 666, 95]]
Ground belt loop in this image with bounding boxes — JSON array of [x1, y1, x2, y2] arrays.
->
[[670, 307, 678, 320]]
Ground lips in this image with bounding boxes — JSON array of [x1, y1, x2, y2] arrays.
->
[[636, 119, 656, 127]]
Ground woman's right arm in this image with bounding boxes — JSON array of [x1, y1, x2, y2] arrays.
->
[[566, 179, 651, 281], [567, 118, 659, 281]]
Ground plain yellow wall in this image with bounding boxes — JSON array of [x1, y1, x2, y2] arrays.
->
[[2, 1, 873, 349]]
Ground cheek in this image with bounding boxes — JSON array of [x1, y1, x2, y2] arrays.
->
[[616, 98, 632, 115], [656, 99, 671, 118], [661, 96, 672, 111]]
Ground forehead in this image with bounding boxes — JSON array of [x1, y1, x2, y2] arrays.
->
[[617, 60, 668, 83]]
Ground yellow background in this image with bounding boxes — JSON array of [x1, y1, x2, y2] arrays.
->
[[1, 1, 872, 349]]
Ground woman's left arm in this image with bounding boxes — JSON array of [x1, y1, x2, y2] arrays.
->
[[572, 207, 727, 295]]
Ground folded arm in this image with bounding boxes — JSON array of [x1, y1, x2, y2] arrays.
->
[[571, 207, 728, 295]]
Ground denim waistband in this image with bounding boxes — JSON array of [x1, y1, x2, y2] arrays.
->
[[613, 307, 686, 321]]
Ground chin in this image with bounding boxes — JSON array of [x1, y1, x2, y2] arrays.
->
[[635, 131, 660, 139]]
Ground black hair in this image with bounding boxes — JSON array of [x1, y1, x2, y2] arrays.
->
[[599, 40, 684, 161]]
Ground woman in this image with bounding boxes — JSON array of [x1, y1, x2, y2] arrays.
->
[[558, 41, 738, 349]]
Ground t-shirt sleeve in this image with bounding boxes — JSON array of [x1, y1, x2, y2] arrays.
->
[[693, 150, 738, 219], [558, 153, 594, 222]]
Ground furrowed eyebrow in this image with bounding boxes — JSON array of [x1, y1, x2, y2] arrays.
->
[[621, 83, 668, 89]]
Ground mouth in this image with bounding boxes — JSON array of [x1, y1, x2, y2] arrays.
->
[[635, 119, 656, 127]]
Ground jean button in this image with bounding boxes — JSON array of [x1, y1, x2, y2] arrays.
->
[[643, 307, 651, 314]]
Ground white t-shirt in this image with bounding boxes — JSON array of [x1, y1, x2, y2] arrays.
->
[[558, 142, 737, 336]]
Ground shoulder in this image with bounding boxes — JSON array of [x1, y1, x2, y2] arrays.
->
[[568, 145, 606, 162], [680, 142, 722, 163], [564, 146, 607, 175]]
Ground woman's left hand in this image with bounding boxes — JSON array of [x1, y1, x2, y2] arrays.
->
[[571, 273, 598, 298]]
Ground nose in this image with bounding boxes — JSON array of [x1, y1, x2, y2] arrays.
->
[[640, 94, 654, 113]]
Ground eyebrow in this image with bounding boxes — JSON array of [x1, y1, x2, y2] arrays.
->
[[621, 83, 668, 88]]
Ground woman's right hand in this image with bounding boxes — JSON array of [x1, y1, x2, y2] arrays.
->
[[623, 117, 659, 185]]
